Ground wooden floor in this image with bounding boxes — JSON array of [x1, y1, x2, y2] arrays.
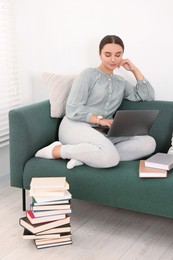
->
[[1, 174, 173, 260]]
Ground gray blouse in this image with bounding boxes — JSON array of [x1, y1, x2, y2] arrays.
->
[[66, 68, 155, 122]]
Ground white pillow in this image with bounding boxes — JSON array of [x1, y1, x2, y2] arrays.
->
[[42, 72, 76, 118]]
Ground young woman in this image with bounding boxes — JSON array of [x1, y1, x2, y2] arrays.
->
[[35, 35, 156, 169]]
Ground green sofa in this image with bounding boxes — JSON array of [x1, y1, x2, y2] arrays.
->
[[9, 99, 173, 218]]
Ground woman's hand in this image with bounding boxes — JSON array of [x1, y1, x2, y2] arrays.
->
[[119, 59, 137, 71], [99, 118, 113, 128], [119, 59, 144, 81], [89, 114, 113, 128]]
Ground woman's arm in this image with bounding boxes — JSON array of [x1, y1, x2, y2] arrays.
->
[[120, 59, 155, 101], [89, 114, 113, 127], [66, 69, 113, 127], [66, 69, 94, 122], [120, 59, 144, 81]]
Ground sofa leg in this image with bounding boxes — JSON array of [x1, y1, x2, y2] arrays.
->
[[22, 188, 26, 211]]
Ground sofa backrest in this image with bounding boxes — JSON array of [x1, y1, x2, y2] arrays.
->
[[119, 100, 173, 153]]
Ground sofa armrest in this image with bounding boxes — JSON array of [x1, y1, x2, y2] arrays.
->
[[9, 100, 61, 188]]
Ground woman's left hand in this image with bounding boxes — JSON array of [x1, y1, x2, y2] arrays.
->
[[119, 59, 144, 81], [119, 59, 136, 72]]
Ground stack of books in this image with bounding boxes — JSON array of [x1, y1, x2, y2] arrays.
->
[[139, 152, 173, 178], [139, 160, 168, 178], [19, 177, 72, 249]]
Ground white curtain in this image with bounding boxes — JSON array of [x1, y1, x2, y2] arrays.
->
[[0, 0, 21, 147]]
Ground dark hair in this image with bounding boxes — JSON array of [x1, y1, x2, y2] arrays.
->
[[99, 35, 124, 54]]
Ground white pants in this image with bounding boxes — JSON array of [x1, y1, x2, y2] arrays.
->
[[59, 116, 156, 168]]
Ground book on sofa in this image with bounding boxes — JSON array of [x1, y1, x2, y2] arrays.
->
[[145, 153, 173, 170], [139, 160, 167, 178]]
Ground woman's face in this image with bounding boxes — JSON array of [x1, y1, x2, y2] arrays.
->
[[99, 43, 123, 74]]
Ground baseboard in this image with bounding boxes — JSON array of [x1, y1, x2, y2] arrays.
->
[[0, 172, 10, 182]]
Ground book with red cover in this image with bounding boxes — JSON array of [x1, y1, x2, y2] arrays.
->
[[26, 210, 66, 225]]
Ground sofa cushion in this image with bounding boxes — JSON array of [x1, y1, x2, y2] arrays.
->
[[23, 157, 173, 218], [42, 73, 76, 118]]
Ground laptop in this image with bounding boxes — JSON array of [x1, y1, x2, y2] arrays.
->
[[93, 110, 159, 137]]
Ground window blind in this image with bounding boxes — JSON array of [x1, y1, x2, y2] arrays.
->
[[0, 0, 21, 147]]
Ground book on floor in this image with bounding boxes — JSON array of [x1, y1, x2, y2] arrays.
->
[[26, 210, 66, 224], [19, 176, 73, 249], [36, 223, 71, 235], [32, 208, 72, 218], [30, 182, 69, 192], [30, 177, 69, 189], [35, 236, 71, 245], [139, 160, 167, 178], [23, 228, 71, 240], [145, 152, 173, 170], [32, 190, 72, 203], [22, 228, 61, 239], [31, 197, 70, 206], [31, 203, 71, 211], [35, 234, 72, 250], [35, 239, 72, 249], [19, 216, 71, 234], [29, 188, 67, 197]]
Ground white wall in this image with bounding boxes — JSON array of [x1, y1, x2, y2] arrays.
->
[[0, 146, 10, 176], [15, 0, 173, 104], [1, 0, 173, 176]]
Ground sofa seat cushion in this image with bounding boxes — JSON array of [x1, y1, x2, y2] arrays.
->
[[23, 157, 173, 218]]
